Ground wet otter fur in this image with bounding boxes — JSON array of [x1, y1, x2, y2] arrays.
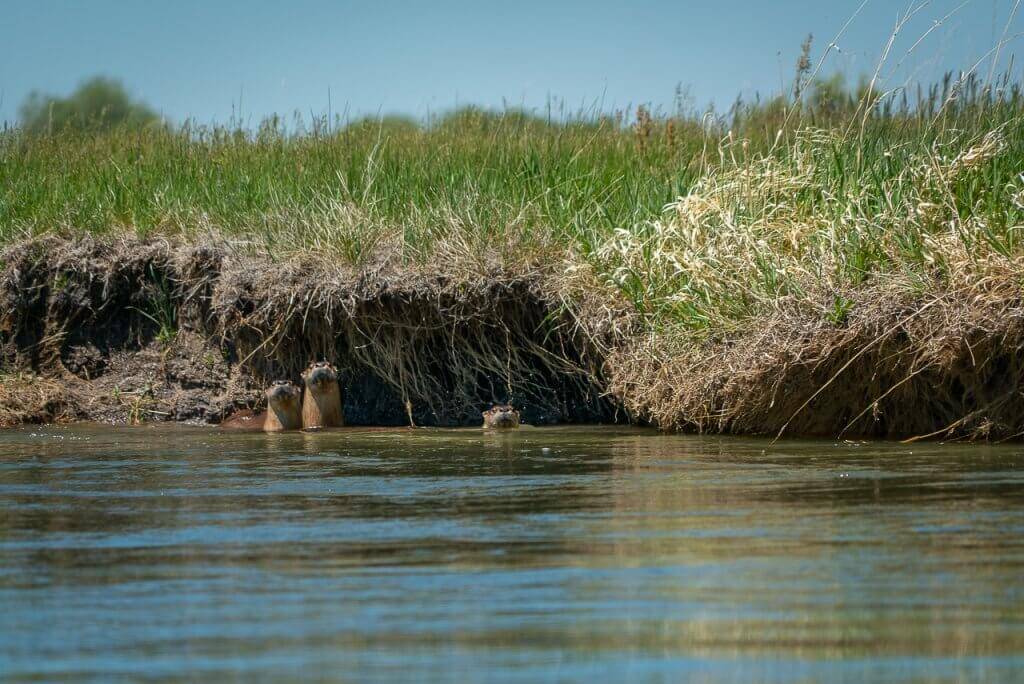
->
[[482, 404, 520, 429], [221, 380, 303, 432], [302, 361, 344, 429]]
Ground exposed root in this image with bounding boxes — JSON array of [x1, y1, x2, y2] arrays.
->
[[5, 235, 1024, 440], [1, 235, 619, 427]]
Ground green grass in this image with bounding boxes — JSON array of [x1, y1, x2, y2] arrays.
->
[[0, 108, 697, 251], [3, 71, 1023, 336]]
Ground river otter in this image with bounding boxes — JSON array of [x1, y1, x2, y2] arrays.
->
[[221, 380, 303, 432], [482, 404, 520, 429], [302, 360, 344, 429]]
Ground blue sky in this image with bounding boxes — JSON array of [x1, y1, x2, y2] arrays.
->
[[1, 0, 1021, 126]]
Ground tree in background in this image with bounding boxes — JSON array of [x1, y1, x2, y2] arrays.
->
[[18, 76, 159, 134]]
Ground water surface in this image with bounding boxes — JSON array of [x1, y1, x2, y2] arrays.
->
[[1, 425, 1023, 681]]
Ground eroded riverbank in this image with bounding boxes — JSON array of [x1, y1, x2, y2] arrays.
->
[[4, 236, 1024, 440], [0, 236, 620, 428]]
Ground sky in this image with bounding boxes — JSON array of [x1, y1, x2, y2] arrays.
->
[[1, 0, 1021, 127]]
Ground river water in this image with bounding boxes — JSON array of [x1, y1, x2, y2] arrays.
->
[[1, 424, 1023, 681]]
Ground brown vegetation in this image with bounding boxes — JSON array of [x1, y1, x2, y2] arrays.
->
[[0, 235, 617, 428], [609, 283, 1024, 441], [0, 372, 75, 427], [3, 234, 1024, 440]]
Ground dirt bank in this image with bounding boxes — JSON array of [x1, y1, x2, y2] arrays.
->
[[3, 236, 1024, 441], [0, 236, 622, 428], [610, 283, 1024, 441]]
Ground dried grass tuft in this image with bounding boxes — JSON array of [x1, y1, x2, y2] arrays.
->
[[607, 279, 1024, 440], [0, 372, 75, 427]]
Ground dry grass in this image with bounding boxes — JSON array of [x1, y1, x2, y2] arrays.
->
[[607, 282, 1024, 440], [0, 372, 74, 427], [208, 251, 616, 424], [6, 230, 1024, 438], [595, 122, 1024, 439], [590, 125, 1023, 334], [1, 235, 620, 426]]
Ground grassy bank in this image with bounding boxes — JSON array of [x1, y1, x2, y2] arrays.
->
[[4, 74, 1023, 328], [4, 72, 1024, 437]]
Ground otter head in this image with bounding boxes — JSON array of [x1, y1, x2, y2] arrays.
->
[[482, 404, 520, 429], [302, 360, 338, 392], [301, 360, 344, 429], [264, 380, 302, 431]]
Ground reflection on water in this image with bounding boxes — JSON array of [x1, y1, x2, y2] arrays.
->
[[1, 425, 1023, 681]]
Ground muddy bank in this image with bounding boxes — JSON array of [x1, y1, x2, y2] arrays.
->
[[3, 236, 1024, 441], [0, 236, 621, 428]]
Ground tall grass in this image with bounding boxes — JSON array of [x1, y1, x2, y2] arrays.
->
[[0, 106, 699, 254], [2, 70, 1023, 335]]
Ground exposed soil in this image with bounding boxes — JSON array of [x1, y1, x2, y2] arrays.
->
[[0, 236, 620, 428]]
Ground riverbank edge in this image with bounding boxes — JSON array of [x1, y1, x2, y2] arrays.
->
[[0, 235, 625, 429], [3, 235, 1022, 440]]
